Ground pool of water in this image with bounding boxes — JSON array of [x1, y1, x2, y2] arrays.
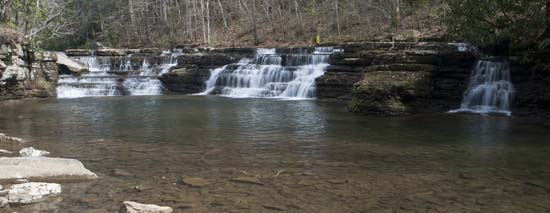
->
[[1, 96, 549, 212]]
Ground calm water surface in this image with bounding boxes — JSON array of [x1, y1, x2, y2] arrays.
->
[[0, 96, 549, 212]]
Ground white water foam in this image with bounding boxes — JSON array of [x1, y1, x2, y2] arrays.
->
[[57, 50, 183, 99], [199, 47, 339, 99], [450, 59, 515, 116]]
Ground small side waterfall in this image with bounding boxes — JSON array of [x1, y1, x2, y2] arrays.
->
[[56, 50, 182, 98], [199, 47, 341, 99], [450, 59, 515, 116]]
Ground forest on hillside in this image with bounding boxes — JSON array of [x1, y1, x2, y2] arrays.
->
[[0, 0, 549, 52]]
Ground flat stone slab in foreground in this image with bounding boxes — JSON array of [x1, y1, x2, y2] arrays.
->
[[0, 157, 98, 181]]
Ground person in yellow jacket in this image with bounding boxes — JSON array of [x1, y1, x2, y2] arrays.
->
[[315, 33, 321, 45]]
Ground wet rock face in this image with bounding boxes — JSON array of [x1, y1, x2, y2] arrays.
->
[[350, 71, 432, 115], [1, 27, 59, 100], [159, 48, 252, 94], [159, 68, 210, 94], [316, 42, 477, 115], [509, 55, 550, 117], [315, 65, 364, 100]]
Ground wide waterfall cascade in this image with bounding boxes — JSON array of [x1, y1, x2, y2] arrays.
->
[[199, 47, 342, 99], [450, 59, 515, 116], [56, 50, 182, 98]]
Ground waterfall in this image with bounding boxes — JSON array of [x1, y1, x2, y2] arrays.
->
[[199, 47, 341, 99], [450, 59, 515, 116], [56, 50, 183, 99]]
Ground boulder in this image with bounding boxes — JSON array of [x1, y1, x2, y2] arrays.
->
[[0, 157, 98, 181], [180, 177, 210, 187], [159, 68, 210, 94], [55, 53, 88, 73], [119, 201, 173, 213], [0, 197, 7, 209], [315, 72, 364, 100], [19, 147, 50, 157], [231, 176, 264, 185], [7, 182, 61, 204], [1, 65, 28, 81], [349, 71, 432, 115]]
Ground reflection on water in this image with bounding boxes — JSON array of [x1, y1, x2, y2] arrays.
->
[[0, 96, 549, 212]]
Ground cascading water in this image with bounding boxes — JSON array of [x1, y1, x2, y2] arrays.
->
[[450, 59, 515, 116], [199, 47, 341, 99], [56, 50, 182, 98]]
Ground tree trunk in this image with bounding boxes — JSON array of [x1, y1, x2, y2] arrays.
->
[[217, 0, 228, 32], [129, 0, 136, 36], [0, 0, 12, 23], [335, 0, 341, 37], [206, 0, 210, 44], [545, 0, 550, 37], [394, 0, 401, 28], [200, 0, 207, 44], [162, 0, 168, 23], [252, 0, 258, 45]]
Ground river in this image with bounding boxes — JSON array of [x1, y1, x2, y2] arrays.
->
[[1, 96, 549, 212]]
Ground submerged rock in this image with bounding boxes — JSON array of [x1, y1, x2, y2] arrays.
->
[[111, 169, 134, 177], [181, 177, 210, 187], [7, 182, 61, 204], [119, 201, 173, 213], [231, 177, 264, 185], [19, 147, 50, 157], [262, 204, 287, 211], [326, 178, 349, 184], [0, 157, 98, 181]]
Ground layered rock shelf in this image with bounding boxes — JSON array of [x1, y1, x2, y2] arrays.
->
[[3, 33, 549, 116], [1, 28, 59, 100], [315, 42, 477, 115], [159, 49, 253, 94]]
